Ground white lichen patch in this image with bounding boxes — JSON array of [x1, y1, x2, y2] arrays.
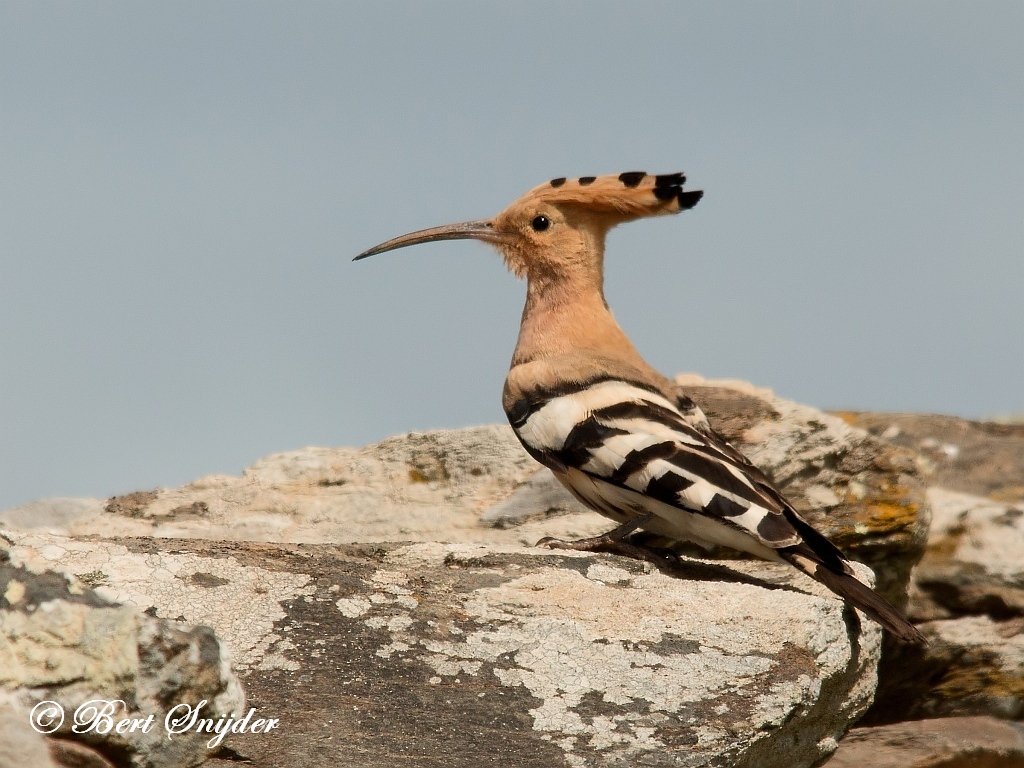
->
[[259, 637, 301, 672], [5, 531, 314, 671], [3, 580, 25, 606], [336, 596, 372, 618]]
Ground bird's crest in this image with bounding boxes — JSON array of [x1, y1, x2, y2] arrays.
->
[[520, 172, 703, 222]]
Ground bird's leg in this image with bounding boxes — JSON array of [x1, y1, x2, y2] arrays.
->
[[536, 514, 680, 567]]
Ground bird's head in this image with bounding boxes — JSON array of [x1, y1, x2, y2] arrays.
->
[[354, 172, 702, 281]]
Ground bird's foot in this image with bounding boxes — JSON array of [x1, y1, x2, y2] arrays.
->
[[535, 515, 680, 568]]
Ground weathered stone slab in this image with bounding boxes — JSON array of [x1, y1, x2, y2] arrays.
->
[[479, 469, 589, 528], [0, 694, 60, 768], [869, 614, 1024, 723], [0, 497, 104, 532], [11, 425, 569, 547], [488, 378, 933, 610], [4, 532, 881, 768]]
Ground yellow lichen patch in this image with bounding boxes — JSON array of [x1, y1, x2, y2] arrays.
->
[[859, 501, 921, 536], [408, 468, 430, 484], [990, 486, 1024, 503], [936, 662, 1024, 702], [76, 570, 111, 588], [831, 411, 861, 426]]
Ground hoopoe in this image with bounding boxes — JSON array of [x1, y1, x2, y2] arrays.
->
[[356, 171, 925, 644]]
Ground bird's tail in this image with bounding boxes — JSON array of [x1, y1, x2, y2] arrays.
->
[[780, 547, 926, 645]]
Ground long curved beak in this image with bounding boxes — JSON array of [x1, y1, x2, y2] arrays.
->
[[353, 219, 508, 261]]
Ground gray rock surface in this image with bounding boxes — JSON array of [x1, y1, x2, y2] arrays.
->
[[5, 531, 882, 768], [0, 536, 245, 768], [823, 716, 1024, 768], [21, 425, 581, 547], [868, 613, 1024, 723], [0, 693, 118, 768], [47, 739, 119, 768], [479, 469, 589, 528], [0, 380, 960, 766]]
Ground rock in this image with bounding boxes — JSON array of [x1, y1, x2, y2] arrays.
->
[[823, 716, 1024, 768], [0, 379, 940, 763], [0, 537, 245, 768], [911, 488, 1024, 622], [676, 376, 930, 609], [869, 615, 1024, 723], [837, 411, 1024, 503], [4, 531, 882, 768], [47, 739, 118, 768], [3, 425, 580, 547], [0, 694, 59, 768], [480, 377, 932, 610], [843, 415, 1024, 724], [865, 488, 1024, 723], [479, 470, 589, 528]]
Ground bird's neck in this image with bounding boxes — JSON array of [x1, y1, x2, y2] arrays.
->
[[511, 265, 640, 368]]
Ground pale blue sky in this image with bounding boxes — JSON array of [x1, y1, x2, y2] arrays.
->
[[2, 2, 1022, 509]]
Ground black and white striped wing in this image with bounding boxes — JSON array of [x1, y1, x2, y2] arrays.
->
[[506, 377, 928, 645], [507, 379, 807, 553]]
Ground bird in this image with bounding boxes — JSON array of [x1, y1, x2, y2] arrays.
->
[[355, 171, 925, 645]]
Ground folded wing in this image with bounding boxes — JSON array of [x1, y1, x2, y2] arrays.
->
[[507, 377, 926, 644]]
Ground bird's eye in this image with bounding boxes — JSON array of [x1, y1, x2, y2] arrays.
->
[[530, 215, 551, 232]]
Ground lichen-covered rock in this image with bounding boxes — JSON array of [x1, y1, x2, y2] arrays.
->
[[0, 537, 245, 768], [866, 487, 1024, 723], [910, 488, 1024, 622], [919, 616, 1024, 718], [8, 425, 552, 546], [837, 411, 1024, 503], [868, 614, 1024, 723], [3, 532, 881, 768], [833, 413, 1024, 724], [823, 716, 1024, 768]]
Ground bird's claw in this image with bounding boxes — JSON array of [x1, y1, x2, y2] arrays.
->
[[535, 534, 681, 569]]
